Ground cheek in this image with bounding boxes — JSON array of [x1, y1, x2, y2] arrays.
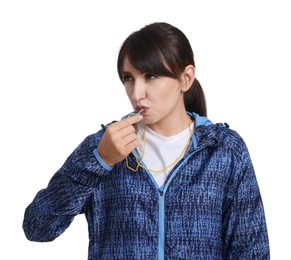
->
[[125, 87, 133, 101], [150, 87, 180, 116], [125, 89, 131, 99], [158, 83, 181, 103]]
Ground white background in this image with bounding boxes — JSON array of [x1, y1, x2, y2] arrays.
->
[[1, 0, 290, 259]]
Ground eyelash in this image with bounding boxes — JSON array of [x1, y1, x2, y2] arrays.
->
[[145, 74, 156, 80], [122, 74, 133, 82], [121, 73, 157, 82]]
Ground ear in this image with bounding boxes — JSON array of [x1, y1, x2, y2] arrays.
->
[[181, 65, 195, 92]]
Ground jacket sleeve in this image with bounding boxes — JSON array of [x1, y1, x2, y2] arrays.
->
[[23, 133, 110, 242], [222, 137, 270, 259]]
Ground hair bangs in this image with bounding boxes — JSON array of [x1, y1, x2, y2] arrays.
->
[[118, 30, 177, 79]]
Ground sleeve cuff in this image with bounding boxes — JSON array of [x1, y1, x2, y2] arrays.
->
[[93, 149, 113, 171]]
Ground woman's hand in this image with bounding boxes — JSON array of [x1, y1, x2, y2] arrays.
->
[[96, 114, 143, 167]]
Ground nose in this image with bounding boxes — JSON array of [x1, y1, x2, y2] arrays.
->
[[131, 80, 146, 102]]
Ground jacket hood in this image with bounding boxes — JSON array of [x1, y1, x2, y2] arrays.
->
[[188, 112, 229, 150]]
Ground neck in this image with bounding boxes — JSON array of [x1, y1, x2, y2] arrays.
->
[[147, 108, 191, 137]]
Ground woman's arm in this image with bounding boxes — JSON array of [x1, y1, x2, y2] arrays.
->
[[22, 133, 108, 242], [222, 141, 270, 259]]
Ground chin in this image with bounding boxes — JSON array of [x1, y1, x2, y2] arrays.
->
[[142, 116, 160, 126]]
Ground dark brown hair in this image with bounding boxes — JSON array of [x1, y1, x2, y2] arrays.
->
[[117, 22, 207, 116]]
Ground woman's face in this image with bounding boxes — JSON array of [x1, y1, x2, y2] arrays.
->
[[121, 56, 186, 127]]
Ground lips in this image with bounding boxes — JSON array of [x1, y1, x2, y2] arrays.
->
[[135, 106, 149, 115]]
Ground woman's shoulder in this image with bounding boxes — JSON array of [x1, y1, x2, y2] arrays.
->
[[210, 123, 252, 165], [211, 122, 248, 148]]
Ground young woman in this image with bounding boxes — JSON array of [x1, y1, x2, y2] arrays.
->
[[23, 22, 270, 259]]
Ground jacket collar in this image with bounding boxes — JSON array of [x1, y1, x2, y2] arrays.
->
[[119, 111, 228, 150]]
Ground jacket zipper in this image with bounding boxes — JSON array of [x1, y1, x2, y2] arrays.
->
[[157, 144, 210, 260], [158, 186, 165, 260], [133, 143, 211, 260]]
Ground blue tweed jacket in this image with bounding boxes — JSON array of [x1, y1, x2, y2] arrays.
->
[[23, 113, 270, 259]]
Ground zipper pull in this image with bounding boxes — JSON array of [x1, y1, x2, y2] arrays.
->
[[159, 186, 164, 196]]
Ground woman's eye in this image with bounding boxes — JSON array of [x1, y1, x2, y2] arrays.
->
[[121, 74, 133, 82], [145, 74, 156, 80]]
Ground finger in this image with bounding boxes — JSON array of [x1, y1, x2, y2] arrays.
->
[[121, 132, 138, 147], [119, 125, 136, 138], [115, 114, 143, 130], [124, 138, 139, 152]]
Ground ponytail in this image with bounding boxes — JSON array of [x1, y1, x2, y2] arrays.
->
[[184, 78, 207, 117]]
